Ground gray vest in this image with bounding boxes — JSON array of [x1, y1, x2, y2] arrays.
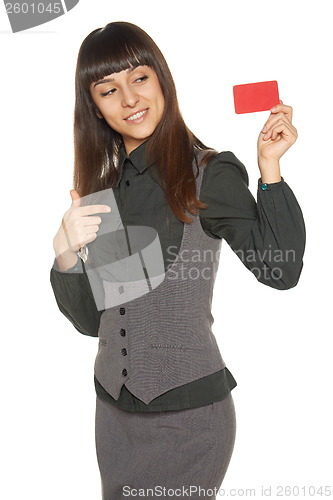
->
[[94, 155, 226, 405]]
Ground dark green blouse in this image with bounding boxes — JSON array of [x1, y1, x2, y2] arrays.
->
[[50, 140, 306, 412]]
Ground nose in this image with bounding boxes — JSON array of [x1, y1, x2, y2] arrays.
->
[[121, 85, 139, 108]]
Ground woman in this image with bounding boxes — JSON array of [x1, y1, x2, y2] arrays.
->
[[50, 21, 305, 499]]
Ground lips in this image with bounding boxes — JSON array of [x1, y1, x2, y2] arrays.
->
[[124, 108, 148, 121]]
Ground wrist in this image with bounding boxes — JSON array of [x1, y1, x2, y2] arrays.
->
[[54, 251, 80, 272], [258, 157, 281, 184], [53, 229, 74, 258]]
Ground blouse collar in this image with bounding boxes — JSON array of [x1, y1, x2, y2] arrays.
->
[[116, 140, 149, 187]]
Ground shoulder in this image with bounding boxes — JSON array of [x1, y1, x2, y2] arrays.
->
[[202, 151, 249, 187]]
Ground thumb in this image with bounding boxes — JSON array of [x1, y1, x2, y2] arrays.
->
[[70, 189, 81, 207]]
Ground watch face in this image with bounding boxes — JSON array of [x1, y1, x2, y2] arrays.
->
[[77, 246, 88, 263]]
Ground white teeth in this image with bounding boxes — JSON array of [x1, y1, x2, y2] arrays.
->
[[126, 109, 147, 121]]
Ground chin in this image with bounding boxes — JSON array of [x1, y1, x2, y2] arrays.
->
[[133, 128, 155, 140]]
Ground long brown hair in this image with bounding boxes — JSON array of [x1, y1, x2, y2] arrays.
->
[[73, 21, 217, 224]]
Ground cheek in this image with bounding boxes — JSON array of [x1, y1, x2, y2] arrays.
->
[[157, 85, 165, 114], [158, 95, 165, 117], [100, 106, 124, 132], [151, 87, 164, 113], [102, 104, 121, 124]]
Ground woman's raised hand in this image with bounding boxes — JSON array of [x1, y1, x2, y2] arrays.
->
[[257, 100, 298, 162], [53, 189, 111, 259]]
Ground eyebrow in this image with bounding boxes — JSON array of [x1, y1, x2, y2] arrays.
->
[[93, 66, 138, 88]]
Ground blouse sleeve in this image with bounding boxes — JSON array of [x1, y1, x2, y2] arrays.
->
[[199, 151, 306, 290], [50, 256, 105, 337]]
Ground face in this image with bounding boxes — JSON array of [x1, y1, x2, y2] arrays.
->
[[89, 65, 165, 155]]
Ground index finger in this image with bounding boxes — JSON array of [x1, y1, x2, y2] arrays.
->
[[78, 204, 112, 215], [270, 100, 293, 121]]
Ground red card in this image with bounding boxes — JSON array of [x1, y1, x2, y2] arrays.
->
[[233, 80, 279, 114]]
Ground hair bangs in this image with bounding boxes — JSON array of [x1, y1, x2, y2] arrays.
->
[[79, 24, 157, 90]]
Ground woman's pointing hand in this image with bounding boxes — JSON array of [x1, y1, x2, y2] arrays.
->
[[53, 189, 111, 264]]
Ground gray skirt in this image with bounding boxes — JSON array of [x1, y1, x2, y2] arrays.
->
[[95, 392, 236, 499]]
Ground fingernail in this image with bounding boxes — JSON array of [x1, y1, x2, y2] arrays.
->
[[262, 125, 267, 132]]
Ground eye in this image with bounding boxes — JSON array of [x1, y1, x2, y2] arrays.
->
[[135, 75, 148, 83], [101, 88, 116, 97]]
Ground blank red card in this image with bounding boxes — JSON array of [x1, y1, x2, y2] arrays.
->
[[233, 80, 279, 114]]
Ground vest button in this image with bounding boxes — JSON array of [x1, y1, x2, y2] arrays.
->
[[121, 348, 127, 356], [125, 180, 131, 186], [119, 307, 125, 315], [120, 328, 126, 336], [122, 368, 127, 377]]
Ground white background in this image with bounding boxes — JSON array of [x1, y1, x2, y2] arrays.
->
[[1, 0, 332, 498]]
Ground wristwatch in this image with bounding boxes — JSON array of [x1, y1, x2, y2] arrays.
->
[[77, 245, 89, 263]]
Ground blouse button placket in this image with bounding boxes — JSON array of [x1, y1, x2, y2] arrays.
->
[[119, 306, 129, 378]]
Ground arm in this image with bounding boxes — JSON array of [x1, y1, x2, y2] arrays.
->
[[50, 256, 105, 337], [50, 191, 110, 337], [199, 151, 306, 290]]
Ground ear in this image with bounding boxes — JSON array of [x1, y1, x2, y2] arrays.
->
[[95, 108, 104, 119], [93, 104, 104, 119]]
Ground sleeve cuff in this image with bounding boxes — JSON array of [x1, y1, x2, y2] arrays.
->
[[258, 176, 285, 191], [52, 255, 83, 273]]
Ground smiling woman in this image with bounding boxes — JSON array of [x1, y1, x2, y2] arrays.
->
[[89, 65, 165, 155], [50, 20, 306, 500], [73, 21, 217, 221]]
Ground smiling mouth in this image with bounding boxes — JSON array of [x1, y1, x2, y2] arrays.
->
[[125, 108, 148, 121]]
